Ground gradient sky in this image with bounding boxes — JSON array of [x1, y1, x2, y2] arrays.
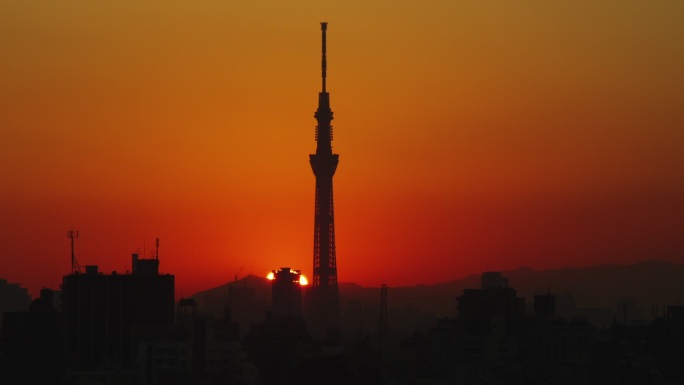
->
[[2, 1, 683, 299]]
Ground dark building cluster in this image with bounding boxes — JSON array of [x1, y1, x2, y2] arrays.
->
[[4, 266, 684, 384], [390, 273, 684, 385]]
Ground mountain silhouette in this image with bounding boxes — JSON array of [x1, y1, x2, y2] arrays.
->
[[189, 259, 684, 334]]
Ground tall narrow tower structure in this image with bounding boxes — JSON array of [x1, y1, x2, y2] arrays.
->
[[309, 21, 340, 342]]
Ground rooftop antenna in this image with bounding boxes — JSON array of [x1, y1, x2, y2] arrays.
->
[[155, 237, 159, 260], [67, 229, 81, 274], [234, 266, 243, 282]]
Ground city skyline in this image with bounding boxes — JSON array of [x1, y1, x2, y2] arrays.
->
[[2, 1, 684, 299]]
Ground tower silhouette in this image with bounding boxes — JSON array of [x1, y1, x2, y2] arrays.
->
[[309, 21, 340, 342]]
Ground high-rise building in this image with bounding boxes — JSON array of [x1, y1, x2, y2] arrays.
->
[[61, 253, 174, 371], [458, 272, 524, 321], [309, 22, 341, 343], [270, 267, 305, 320]]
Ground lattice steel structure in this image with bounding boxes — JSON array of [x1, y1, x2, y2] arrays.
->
[[309, 22, 340, 341]]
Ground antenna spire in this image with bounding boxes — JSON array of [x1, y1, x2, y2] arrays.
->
[[321, 22, 327, 93], [67, 229, 81, 274]]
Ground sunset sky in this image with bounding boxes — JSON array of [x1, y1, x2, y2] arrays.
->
[[2, 1, 683, 299]]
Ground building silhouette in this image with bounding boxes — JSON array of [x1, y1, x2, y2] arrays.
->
[[242, 268, 314, 385], [134, 298, 253, 385], [418, 272, 604, 384], [270, 267, 304, 320], [309, 21, 340, 343], [457, 271, 525, 321], [61, 253, 174, 375], [0, 278, 31, 329], [1, 288, 64, 384]]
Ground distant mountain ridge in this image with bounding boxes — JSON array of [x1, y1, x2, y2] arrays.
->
[[190, 259, 684, 330], [504, 259, 684, 308]]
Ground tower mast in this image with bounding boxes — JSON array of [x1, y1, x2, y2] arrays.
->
[[309, 21, 340, 342]]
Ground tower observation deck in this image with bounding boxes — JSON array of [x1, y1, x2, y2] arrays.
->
[[309, 21, 340, 343]]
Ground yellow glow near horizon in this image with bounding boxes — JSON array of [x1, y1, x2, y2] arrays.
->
[[267, 272, 275, 280], [299, 275, 309, 286]]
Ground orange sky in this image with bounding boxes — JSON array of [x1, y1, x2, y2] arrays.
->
[[1, 1, 683, 299]]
